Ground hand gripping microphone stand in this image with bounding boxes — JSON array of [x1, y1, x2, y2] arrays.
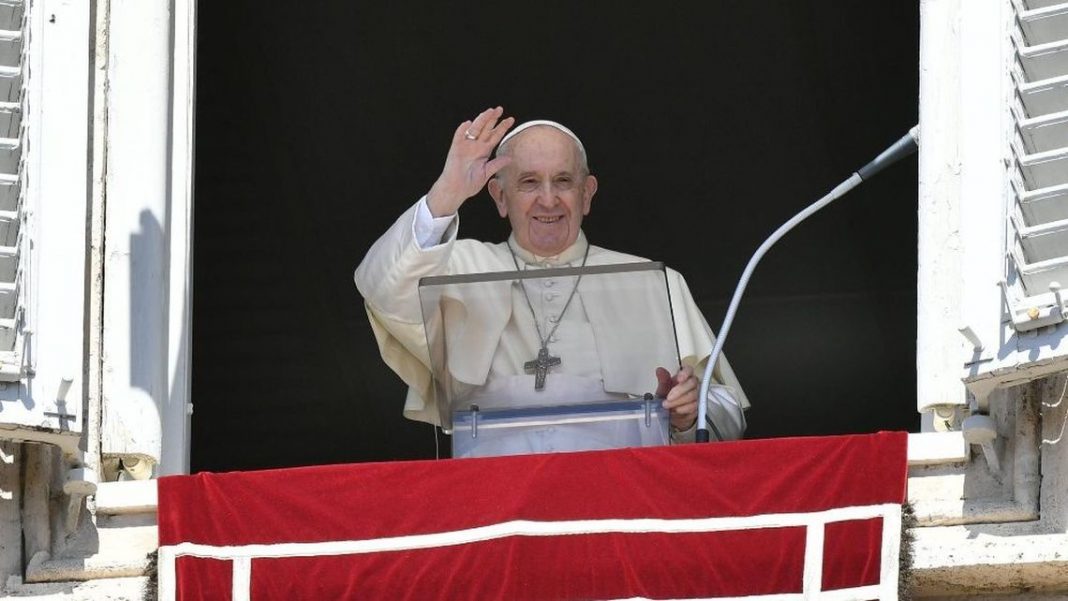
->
[[696, 126, 921, 443]]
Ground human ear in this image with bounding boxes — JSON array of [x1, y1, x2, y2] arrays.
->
[[582, 175, 598, 216], [488, 178, 508, 218]]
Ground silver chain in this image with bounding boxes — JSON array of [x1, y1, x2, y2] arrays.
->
[[508, 242, 591, 350]]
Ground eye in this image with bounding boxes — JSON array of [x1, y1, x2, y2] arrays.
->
[[518, 177, 539, 191]]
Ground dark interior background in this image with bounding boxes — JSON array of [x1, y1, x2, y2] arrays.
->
[[191, 2, 920, 472]]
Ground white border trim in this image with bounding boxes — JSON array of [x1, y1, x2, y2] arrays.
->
[[879, 505, 903, 599], [231, 557, 251, 601], [158, 503, 901, 601], [802, 517, 825, 597], [158, 547, 176, 601]]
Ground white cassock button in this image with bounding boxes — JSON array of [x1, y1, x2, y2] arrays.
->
[[544, 279, 555, 287], [544, 292, 558, 301], [548, 315, 559, 323]]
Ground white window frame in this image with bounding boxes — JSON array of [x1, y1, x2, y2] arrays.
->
[[97, 0, 196, 478]]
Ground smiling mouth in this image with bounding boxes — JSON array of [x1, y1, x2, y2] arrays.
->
[[533, 216, 563, 223]]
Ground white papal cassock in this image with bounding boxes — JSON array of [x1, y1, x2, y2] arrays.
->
[[355, 198, 749, 444]]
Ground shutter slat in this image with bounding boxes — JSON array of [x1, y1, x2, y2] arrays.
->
[[1013, 250, 1068, 295], [1017, 216, 1068, 262], [1019, 3, 1068, 46], [1026, 0, 1068, 10], [1019, 74, 1068, 116], [1019, 147, 1068, 189], [1019, 182, 1068, 223], [1020, 40, 1068, 81], [1018, 109, 1068, 152]]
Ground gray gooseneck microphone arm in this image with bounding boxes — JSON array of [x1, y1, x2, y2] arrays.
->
[[696, 126, 920, 443]]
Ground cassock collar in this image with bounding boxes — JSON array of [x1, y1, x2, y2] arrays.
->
[[508, 231, 590, 268]]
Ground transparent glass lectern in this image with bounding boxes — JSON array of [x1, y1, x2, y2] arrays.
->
[[418, 262, 681, 458]]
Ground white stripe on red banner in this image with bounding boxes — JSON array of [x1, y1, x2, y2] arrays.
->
[[158, 502, 900, 601]]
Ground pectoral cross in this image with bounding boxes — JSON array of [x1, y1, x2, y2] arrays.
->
[[524, 346, 561, 391]]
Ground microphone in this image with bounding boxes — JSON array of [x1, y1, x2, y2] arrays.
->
[[696, 126, 920, 443]]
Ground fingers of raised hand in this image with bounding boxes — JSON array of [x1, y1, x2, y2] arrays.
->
[[450, 109, 513, 172], [486, 115, 515, 146], [453, 120, 476, 143], [484, 155, 513, 180], [462, 107, 505, 142]]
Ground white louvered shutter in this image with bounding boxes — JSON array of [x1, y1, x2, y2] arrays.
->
[[953, 0, 1068, 400], [1006, 1, 1068, 328], [0, 0, 91, 455], [0, 2, 26, 381]]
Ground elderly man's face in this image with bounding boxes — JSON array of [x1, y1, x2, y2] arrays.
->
[[488, 127, 598, 257]]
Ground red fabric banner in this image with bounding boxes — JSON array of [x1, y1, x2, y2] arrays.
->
[[158, 432, 908, 600]]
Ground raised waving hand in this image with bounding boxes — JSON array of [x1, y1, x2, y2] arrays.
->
[[426, 107, 515, 217]]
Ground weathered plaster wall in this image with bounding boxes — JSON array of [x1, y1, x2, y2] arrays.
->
[[0, 443, 19, 587], [912, 377, 1068, 597]]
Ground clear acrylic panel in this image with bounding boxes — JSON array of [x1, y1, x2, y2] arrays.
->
[[419, 262, 680, 458]]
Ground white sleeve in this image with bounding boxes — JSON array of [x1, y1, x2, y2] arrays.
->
[[705, 384, 747, 441], [413, 196, 458, 249], [670, 384, 746, 445], [669, 419, 698, 444], [354, 197, 457, 324]]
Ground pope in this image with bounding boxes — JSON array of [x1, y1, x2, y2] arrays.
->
[[355, 107, 748, 447]]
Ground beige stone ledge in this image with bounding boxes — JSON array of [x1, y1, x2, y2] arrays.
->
[[2, 575, 149, 600], [912, 527, 1068, 596]]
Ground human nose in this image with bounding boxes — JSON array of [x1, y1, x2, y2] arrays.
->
[[535, 182, 559, 206]]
